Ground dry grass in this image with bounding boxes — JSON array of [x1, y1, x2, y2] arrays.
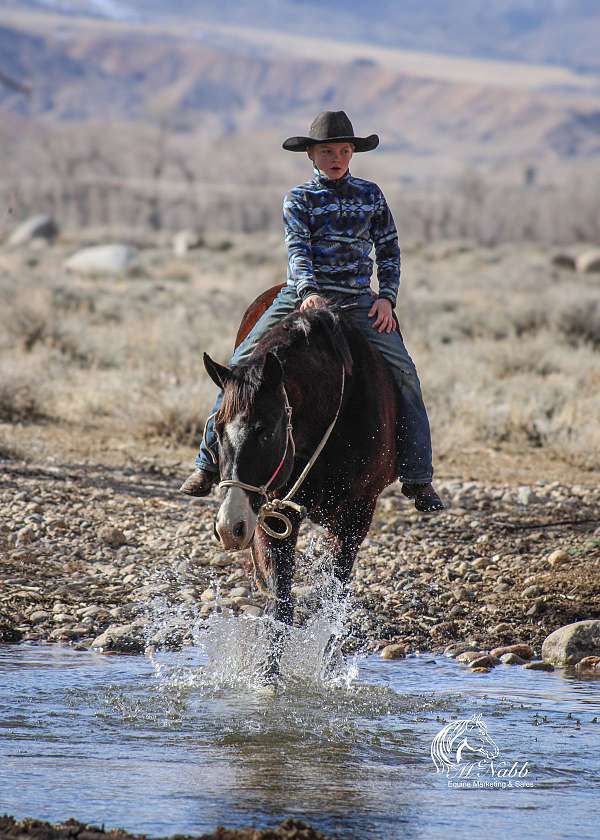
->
[[1, 233, 599, 472]]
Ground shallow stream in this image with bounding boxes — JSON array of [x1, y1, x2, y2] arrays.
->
[[1, 611, 599, 840]]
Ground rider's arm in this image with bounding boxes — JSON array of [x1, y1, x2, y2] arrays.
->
[[370, 187, 400, 308], [283, 191, 319, 301]]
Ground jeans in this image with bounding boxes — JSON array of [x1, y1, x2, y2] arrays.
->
[[196, 285, 433, 484]]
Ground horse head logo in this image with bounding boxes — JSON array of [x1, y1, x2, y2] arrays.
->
[[431, 713, 500, 774]]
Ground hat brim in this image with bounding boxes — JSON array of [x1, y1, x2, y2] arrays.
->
[[282, 134, 379, 153]]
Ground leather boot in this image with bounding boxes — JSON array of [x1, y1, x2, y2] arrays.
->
[[401, 482, 444, 513], [179, 468, 217, 497]]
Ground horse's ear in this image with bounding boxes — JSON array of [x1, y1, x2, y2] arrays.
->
[[261, 351, 283, 391], [203, 353, 232, 388]]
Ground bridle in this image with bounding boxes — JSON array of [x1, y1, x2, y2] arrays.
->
[[218, 365, 346, 539]]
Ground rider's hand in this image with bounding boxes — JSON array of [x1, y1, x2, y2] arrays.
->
[[300, 293, 328, 312], [368, 297, 395, 333]]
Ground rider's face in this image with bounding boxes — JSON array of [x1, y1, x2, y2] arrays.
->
[[308, 142, 354, 179]]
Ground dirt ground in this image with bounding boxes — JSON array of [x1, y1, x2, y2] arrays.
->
[[2, 432, 599, 657]]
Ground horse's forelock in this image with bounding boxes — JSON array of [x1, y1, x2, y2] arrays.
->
[[217, 364, 263, 425]]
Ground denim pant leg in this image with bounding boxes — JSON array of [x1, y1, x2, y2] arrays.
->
[[345, 293, 433, 484], [195, 285, 300, 471]]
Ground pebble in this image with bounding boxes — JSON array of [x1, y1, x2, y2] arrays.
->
[[98, 526, 127, 548], [200, 587, 215, 602], [548, 549, 570, 567]]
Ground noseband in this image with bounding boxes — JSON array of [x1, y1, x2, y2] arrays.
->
[[218, 366, 346, 539]]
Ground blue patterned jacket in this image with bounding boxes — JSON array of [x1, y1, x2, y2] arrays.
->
[[283, 168, 400, 307]]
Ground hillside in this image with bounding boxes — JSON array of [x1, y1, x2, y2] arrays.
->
[[8, 0, 600, 74], [1, 11, 600, 171]]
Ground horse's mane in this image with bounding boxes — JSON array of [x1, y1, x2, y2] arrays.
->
[[218, 309, 354, 424]]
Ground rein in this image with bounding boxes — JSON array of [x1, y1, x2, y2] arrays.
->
[[218, 365, 346, 540]]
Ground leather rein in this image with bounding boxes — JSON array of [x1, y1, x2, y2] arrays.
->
[[218, 366, 346, 539]]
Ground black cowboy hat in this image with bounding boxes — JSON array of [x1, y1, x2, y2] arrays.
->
[[283, 110, 379, 153]]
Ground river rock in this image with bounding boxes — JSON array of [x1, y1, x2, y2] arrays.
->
[[379, 643, 406, 660], [490, 644, 534, 660], [576, 249, 600, 274], [0, 614, 22, 643], [575, 656, 600, 673], [469, 655, 500, 669], [240, 604, 262, 618], [8, 214, 58, 246], [456, 650, 488, 664], [542, 620, 600, 667], [444, 642, 479, 658], [91, 623, 144, 653], [64, 244, 138, 276], [523, 661, 554, 672], [500, 652, 526, 665]]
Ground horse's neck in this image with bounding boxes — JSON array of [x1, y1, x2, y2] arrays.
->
[[284, 345, 344, 447]]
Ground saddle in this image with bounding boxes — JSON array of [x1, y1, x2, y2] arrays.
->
[[234, 284, 401, 348]]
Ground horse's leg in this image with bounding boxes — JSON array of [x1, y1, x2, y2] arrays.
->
[[321, 498, 377, 674], [251, 516, 301, 683]]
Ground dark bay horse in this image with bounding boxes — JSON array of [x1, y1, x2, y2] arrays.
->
[[203, 306, 399, 675]]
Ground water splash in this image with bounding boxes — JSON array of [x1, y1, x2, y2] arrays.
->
[[142, 535, 368, 698]]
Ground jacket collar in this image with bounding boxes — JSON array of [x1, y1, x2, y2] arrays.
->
[[312, 167, 351, 188]]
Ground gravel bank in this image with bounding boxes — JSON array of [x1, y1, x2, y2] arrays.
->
[[1, 459, 599, 657], [0, 816, 331, 840]]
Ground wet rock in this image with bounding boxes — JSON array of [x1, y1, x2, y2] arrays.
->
[[230, 586, 250, 599], [98, 525, 127, 548], [523, 661, 554, 672], [490, 644, 534, 660], [471, 666, 491, 673], [541, 620, 600, 667], [91, 623, 144, 654], [575, 656, 600, 673], [49, 626, 86, 641], [240, 605, 263, 618], [444, 642, 479, 658], [469, 655, 500, 669], [8, 214, 58, 246], [379, 643, 407, 660], [500, 652, 526, 665], [64, 244, 138, 276], [0, 614, 23, 643], [456, 650, 488, 663]]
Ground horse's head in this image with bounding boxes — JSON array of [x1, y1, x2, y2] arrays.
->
[[459, 714, 500, 762], [204, 350, 295, 551]]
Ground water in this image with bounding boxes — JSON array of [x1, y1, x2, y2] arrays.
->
[[1, 617, 600, 840]]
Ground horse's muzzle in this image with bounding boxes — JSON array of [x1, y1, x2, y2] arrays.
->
[[215, 487, 257, 551]]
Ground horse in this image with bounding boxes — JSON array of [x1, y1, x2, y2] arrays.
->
[[203, 305, 400, 679], [430, 714, 500, 774]]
